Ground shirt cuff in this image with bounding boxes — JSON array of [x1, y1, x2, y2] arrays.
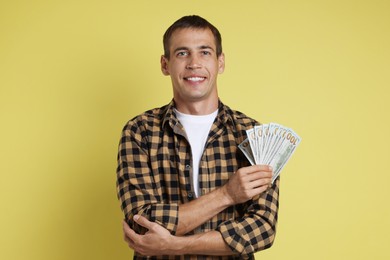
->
[[149, 203, 179, 235], [217, 220, 254, 259]]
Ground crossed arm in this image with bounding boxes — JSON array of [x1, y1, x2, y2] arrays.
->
[[122, 165, 275, 257]]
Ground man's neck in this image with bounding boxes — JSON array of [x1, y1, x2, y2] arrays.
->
[[174, 99, 219, 115]]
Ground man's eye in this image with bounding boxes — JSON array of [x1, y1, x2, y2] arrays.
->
[[202, 51, 211, 55], [177, 51, 188, 56]]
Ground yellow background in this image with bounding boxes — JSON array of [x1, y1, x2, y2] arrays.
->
[[1, 0, 389, 259]]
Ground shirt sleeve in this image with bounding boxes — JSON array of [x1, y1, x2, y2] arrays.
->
[[216, 177, 280, 258], [116, 123, 179, 235]]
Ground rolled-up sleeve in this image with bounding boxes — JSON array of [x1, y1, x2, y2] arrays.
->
[[116, 122, 179, 234], [217, 177, 280, 258]]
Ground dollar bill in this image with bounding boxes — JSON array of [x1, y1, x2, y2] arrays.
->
[[238, 138, 255, 165], [239, 123, 301, 182]]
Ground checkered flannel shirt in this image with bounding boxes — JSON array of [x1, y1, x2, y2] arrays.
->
[[116, 100, 280, 259]]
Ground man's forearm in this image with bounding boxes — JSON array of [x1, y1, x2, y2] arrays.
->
[[172, 230, 236, 256], [176, 186, 232, 235], [176, 165, 273, 235], [123, 215, 237, 257]]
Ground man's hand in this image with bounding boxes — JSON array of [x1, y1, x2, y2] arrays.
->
[[222, 165, 273, 205], [123, 215, 175, 256], [123, 215, 236, 256]]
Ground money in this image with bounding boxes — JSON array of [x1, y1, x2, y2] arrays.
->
[[239, 123, 301, 183]]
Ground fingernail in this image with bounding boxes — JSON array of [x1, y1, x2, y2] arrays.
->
[[268, 166, 273, 171], [133, 215, 140, 221]]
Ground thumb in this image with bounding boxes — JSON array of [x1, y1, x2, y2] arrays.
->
[[133, 214, 153, 229]]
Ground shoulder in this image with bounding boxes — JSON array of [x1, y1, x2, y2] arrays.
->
[[223, 103, 259, 129], [122, 103, 169, 135]]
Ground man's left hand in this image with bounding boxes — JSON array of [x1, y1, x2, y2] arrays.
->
[[123, 215, 175, 256]]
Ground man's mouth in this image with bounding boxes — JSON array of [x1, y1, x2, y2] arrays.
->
[[184, 76, 206, 82]]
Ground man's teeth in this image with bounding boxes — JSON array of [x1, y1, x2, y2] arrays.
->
[[186, 77, 205, 82]]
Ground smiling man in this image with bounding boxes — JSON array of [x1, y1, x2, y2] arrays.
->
[[117, 15, 280, 259], [161, 26, 224, 114]]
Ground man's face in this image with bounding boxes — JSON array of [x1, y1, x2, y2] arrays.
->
[[161, 28, 225, 107]]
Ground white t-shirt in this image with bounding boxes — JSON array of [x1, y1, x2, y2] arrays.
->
[[175, 108, 218, 197]]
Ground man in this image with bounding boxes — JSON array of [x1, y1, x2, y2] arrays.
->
[[117, 15, 279, 259]]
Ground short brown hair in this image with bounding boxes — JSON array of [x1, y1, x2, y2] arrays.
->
[[163, 15, 223, 59]]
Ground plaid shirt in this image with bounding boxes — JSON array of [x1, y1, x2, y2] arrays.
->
[[116, 100, 280, 259]]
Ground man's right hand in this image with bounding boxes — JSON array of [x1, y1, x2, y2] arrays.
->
[[222, 165, 273, 205]]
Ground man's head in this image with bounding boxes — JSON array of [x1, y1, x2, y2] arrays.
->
[[160, 15, 225, 114], [163, 15, 222, 59]]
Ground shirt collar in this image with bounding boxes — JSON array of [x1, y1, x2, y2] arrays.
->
[[161, 99, 233, 129]]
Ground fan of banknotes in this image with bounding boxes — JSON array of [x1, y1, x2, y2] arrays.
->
[[238, 123, 301, 183]]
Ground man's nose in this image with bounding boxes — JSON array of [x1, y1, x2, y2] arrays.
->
[[186, 55, 202, 69]]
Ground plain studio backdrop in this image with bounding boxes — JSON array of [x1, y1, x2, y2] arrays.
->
[[0, 0, 389, 259]]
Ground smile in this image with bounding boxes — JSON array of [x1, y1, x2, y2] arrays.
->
[[184, 76, 206, 82]]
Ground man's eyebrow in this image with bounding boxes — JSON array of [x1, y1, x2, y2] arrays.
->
[[173, 47, 190, 53], [198, 45, 215, 52], [173, 45, 215, 53]]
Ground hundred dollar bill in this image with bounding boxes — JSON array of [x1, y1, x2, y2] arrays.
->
[[246, 128, 258, 163], [239, 123, 301, 182], [260, 124, 270, 163], [263, 123, 276, 162], [254, 125, 263, 164], [238, 138, 255, 165], [265, 125, 287, 165], [269, 128, 301, 182]]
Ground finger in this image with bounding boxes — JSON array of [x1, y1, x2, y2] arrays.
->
[[125, 237, 137, 250], [249, 185, 269, 198], [246, 171, 272, 182], [122, 221, 137, 249], [133, 215, 154, 230], [252, 164, 273, 172], [124, 232, 134, 246], [122, 220, 131, 233], [249, 178, 272, 189], [123, 220, 139, 239], [240, 165, 273, 175]]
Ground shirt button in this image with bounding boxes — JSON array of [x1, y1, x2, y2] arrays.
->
[[185, 164, 191, 169], [187, 192, 193, 198]]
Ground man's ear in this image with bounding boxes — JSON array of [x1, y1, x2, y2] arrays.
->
[[160, 55, 170, 76], [218, 53, 225, 74]]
